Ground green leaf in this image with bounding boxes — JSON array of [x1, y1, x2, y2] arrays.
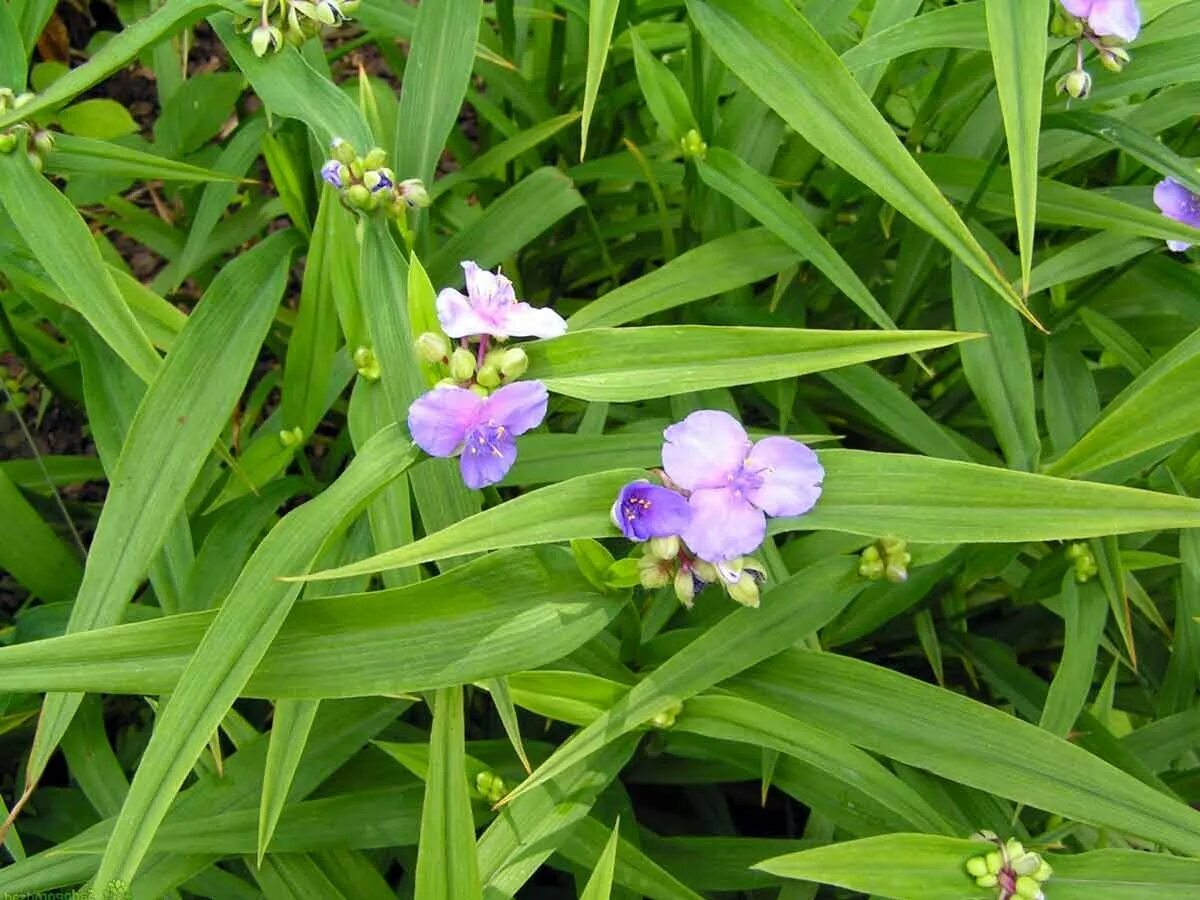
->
[[90, 429, 420, 888], [773, 450, 1200, 542], [0, 145, 161, 383], [951, 260, 1040, 471], [984, 0, 1047, 294], [415, 687, 482, 900], [0, 547, 623, 700], [630, 28, 696, 142], [0, 467, 82, 604], [525, 326, 977, 402], [393, 0, 483, 185], [432, 112, 580, 199], [25, 230, 297, 795], [154, 71, 245, 157], [1045, 326, 1200, 477], [258, 699, 321, 863], [696, 149, 897, 331], [57, 98, 138, 139], [731, 651, 1200, 855], [498, 557, 863, 808], [581, 0, 622, 157], [0, 1, 26, 90], [579, 819, 621, 900], [44, 133, 240, 183], [568, 229, 799, 329], [840, 4, 986, 73], [1040, 578, 1107, 738], [687, 0, 1033, 322]]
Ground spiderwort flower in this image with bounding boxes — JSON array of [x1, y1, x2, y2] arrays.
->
[[407, 380, 548, 488], [437, 261, 568, 340], [320, 159, 345, 189], [611, 481, 692, 542], [1060, 0, 1141, 42], [663, 410, 823, 563], [1154, 178, 1200, 251]]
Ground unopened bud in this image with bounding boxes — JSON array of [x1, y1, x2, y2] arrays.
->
[[279, 426, 303, 447], [398, 178, 430, 208], [362, 168, 393, 193], [331, 137, 356, 165], [1050, 8, 1085, 39], [965, 857, 989, 878], [476, 364, 501, 389], [497, 346, 528, 380], [449, 347, 476, 382], [1015, 875, 1044, 899], [673, 568, 697, 608], [1099, 45, 1130, 73], [251, 23, 282, 56], [415, 332, 450, 365], [975, 874, 999, 888], [345, 183, 373, 209], [679, 128, 707, 161], [0, 132, 15, 154], [985, 851, 1003, 874], [650, 701, 682, 729], [353, 345, 381, 381], [312, 0, 344, 25], [362, 147, 387, 169], [32, 130, 53, 155], [728, 573, 760, 608], [691, 559, 718, 583], [638, 554, 672, 589], [1057, 68, 1092, 99], [1035, 861, 1053, 881], [468, 383, 489, 398], [648, 535, 679, 560]]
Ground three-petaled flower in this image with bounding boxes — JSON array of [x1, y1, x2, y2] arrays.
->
[[662, 410, 824, 563], [1060, 0, 1140, 42], [437, 261, 568, 340], [407, 380, 548, 488], [1154, 178, 1200, 252], [612, 482, 692, 542]]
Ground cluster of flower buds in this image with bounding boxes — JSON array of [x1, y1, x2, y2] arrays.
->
[[416, 332, 530, 394], [859, 537, 911, 583], [966, 833, 1053, 900], [238, 0, 359, 57], [636, 531, 767, 609], [1066, 542, 1098, 582], [320, 139, 429, 217], [679, 128, 707, 162], [650, 701, 684, 730], [0, 90, 54, 172], [475, 770, 507, 804], [352, 345, 381, 382], [278, 425, 304, 448], [1053, 0, 1139, 100]]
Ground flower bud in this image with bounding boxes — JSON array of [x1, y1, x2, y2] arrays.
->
[[362, 147, 387, 169], [312, 0, 344, 25], [320, 159, 346, 189], [415, 332, 450, 365], [638, 554, 672, 589], [975, 874, 999, 888], [0, 88, 13, 111], [278, 426, 303, 447], [476, 364, 501, 389], [468, 383, 489, 398], [399, 178, 430, 208], [1035, 860, 1052, 881], [985, 851, 1003, 874], [674, 567, 697, 608], [0, 132, 15, 154], [345, 183, 373, 209], [650, 701, 683, 729], [251, 23, 282, 56], [475, 770, 505, 802], [679, 128, 707, 161], [1099, 45, 1130, 73], [1050, 8, 1085, 38], [498, 346, 528, 380], [331, 137, 356, 165], [965, 857, 989, 878], [728, 572, 761, 608], [1015, 875, 1044, 899], [648, 535, 679, 560], [449, 347, 476, 382], [691, 559, 718, 583], [362, 168, 393, 193], [32, 130, 53, 155], [353, 345, 381, 381], [1056, 68, 1092, 100]]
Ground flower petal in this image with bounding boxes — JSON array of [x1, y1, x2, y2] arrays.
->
[[662, 410, 752, 492], [612, 481, 692, 541], [1155, 178, 1200, 226], [480, 380, 549, 435], [1088, 0, 1140, 41], [462, 260, 515, 306], [682, 486, 766, 563], [459, 428, 517, 488], [499, 301, 568, 339], [407, 386, 483, 457], [1059, 0, 1094, 17], [437, 288, 492, 338], [744, 437, 825, 517]]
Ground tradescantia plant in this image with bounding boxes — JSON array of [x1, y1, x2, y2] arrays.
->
[[7, 0, 1200, 897]]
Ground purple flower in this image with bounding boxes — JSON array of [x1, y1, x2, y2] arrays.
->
[[436, 261, 568, 340], [1154, 178, 1200, 252], [1061, 0, 1140, 42], [662, 410, 824, 563], [611, 481, 692, 541], [320, 160, 344, 189], [407, 380, 548, 488]]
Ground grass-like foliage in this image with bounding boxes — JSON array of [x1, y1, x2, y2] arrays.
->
[[3, 0, 1200, 897]]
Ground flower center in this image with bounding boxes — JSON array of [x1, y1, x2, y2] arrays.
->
[[622, 493, 653, 522], [726, 466, 764, 499], [466, 423, 507, 459]]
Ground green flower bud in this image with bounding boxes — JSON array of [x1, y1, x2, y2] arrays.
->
[[415, 332, 450, 365], [1015, 874, 1044, 899], [1056, 68, 1092, 100], [32, 130, 54, 156], [985, 851, 1003, 874], [449, 347, 477, 382], [0, 132, 15, 154], [975, 874, 999, 888], [965, 857, 989, 878], [1035, 861, 1053, 881], [362, 169, 388, 192], [498, 346, 528, 380], [692, 559, 718, 583], [363, 147, 387, 169], [674, 567, 697, 608], [679, 128, 707, 161], [859, 557, 885, 580], [251, 23, 282, 56], [1050, 8, 1084, 39], [1099, 45, 1130, 73], [1012, 852, 1041, 876], [650, 701, 683, 729], [468, 383, 489, 398], [639, 554, 673, 590], [648, 535, 680, 560], [279, 426, 303, 447], [331, 137, 357, 165], [353, 345, 381, 381], [861, 544, 881, 562], [476, 364, 501, 389], [728, 572, 761, 608], [345, 183, 373, 209], [399, 178, 430, 208]]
